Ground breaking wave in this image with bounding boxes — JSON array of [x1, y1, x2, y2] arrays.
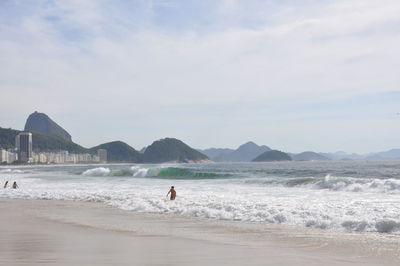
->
[[81, 166, 231, 179], [3, 183, 400, 234], [244, 175, 400, 194], [0, 169, 26, 174], [82, 167, 110, 176], [3, 161, 400, 235], [156, 167, 231, 179], [80, 166, 400, 194]]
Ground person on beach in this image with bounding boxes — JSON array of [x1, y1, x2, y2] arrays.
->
[[167, 186, 176, 200], [3, 181, 8, 188], [12, 181, 18, 189]]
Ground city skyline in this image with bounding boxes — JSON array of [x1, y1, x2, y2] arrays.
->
[[1, 1, 400, 153], [0, 131, 107, 164], [2, 111, 399, 158]]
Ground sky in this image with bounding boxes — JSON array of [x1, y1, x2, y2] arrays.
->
[[0, 0, 400, 153]]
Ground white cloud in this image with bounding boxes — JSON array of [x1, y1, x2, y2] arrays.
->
[[0, 0, 400, 152]]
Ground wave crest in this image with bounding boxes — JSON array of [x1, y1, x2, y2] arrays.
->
[[80, 166, 230, 179], [0, 169, 25, 174], [246, 175, 400, 194], [82, 167, 111, 176]]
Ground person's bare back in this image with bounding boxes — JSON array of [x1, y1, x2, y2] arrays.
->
[[167, 186, 176, 200]]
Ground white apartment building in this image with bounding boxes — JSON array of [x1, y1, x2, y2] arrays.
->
[[0, 149, 18, 164], [31, 151, 101, 164], [97, 149, 107, 163]]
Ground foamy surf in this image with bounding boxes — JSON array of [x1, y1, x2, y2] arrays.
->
[[0, 169, 26, 174], [80, 166, 400, 194], [82, 167, 111, 176], [1, 161, 400, 234], [80, 166, 229, 179]]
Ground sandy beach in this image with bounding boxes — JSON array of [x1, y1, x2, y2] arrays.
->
[[0, 199, 399, 266]]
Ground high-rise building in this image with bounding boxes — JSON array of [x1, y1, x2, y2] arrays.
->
[[16, 132, 32, 162], [15, 135, 20, 150], [97, 149, 107, 163]]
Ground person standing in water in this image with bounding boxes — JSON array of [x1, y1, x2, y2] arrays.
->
[[12, 181, 18, 189], [167, 186, 176, 200], [3, 181, 8, 188]]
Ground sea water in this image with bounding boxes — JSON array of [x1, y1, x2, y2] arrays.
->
[[1, 161, 400, 234]]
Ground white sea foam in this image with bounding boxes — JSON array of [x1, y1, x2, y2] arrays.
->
[[0, 169, 25, 174], [82, 167, 111, 176], [2, 163, 400, 234], [81, 166, 156, 177], [132, 167, 150, 177], [244, 175, 400, 194]]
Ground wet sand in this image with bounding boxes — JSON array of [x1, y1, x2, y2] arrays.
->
[[0, 199, 399, 266]]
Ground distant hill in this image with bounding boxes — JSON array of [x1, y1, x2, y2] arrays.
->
[[197, 148, 234, 161], [0, 127, 86, 153], [89, 141, 142, 163], [1, 126, 142, 162], [292, 151, 330, 161], [143, 138, 209, 163], [208, 141, 271, 162], [252, 150, 292, 162], [318, 149, 400, 160], [366, 149, 400, 160], [24, 111, 72, 141]]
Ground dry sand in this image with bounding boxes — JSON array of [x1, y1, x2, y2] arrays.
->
[[0, 199, 399, 266]]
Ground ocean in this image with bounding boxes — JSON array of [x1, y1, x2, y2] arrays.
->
[[1, 161, 400, 234]]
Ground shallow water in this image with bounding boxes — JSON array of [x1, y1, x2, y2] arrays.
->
[[1, 161, 400, 234]]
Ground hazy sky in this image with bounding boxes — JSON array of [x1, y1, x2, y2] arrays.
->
[[1, 0, 400, 153]]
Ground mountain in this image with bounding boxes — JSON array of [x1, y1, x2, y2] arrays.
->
[[366, 149, 400, 160], [252, 150, 292, 162], [24, 111, 72, 141], [292, 151, 330, 161], [89, 141, 142, 163], [1, 125, 142, 162], [143, 138, 209, 163], [220, 141, 271, 162], [197, 148, 234, 161], [0, 127, 86, 153]]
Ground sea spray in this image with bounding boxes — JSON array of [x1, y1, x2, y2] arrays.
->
[[82, 167, 111, 176], [2, 161, 400, 234], [0, 169, 25, 174], [131, 166, 150, 177], [80, 166, 232, 179]]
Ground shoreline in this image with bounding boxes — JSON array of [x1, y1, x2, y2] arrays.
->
[[1, 198, 399, 265], [0, 163, 133, 169]]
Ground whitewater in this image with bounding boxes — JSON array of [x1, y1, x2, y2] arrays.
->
[[1, 161, 400, 234]]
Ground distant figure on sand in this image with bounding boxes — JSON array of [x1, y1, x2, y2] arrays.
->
[[3, 181, 8, 188], [167, 186, 176, 200], [12, 181, 18, 189]]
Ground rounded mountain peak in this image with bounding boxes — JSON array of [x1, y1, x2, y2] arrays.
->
[[24, 111, 72, 141]]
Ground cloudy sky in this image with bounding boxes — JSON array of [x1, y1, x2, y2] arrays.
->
[[1, 0, 400, 153]]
